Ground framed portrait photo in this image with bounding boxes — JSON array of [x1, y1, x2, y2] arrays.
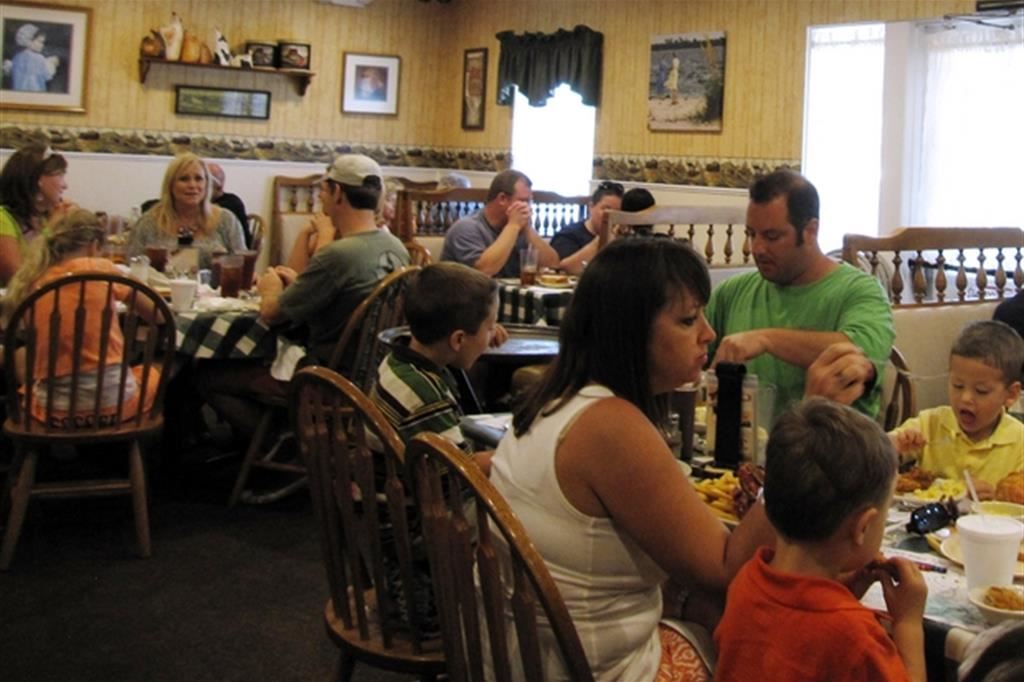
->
[[461, 47, 486, 130], [277, 40, 310, 70], [342, 52, 399, 115], [175, 86, 271, 120], [0, 1, 91, 113], [245, 41, 277, 68]]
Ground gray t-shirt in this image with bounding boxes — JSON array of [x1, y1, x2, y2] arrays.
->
[[127, 208, 245, 268], [278, 229, 410, 361], [440, 210, 529, 278]]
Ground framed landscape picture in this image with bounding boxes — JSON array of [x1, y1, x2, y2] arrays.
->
[[0, 1, 91, 113], [648, 31, 726, 132], [342, 52, 399, 115], [175, 86, 270, 120], [461, 47, 486, 130]]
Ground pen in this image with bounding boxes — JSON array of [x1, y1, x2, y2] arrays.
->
[[913, 562, 947, 574]]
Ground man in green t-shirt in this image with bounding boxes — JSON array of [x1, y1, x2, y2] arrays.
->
[[706, 170, 894, 419]]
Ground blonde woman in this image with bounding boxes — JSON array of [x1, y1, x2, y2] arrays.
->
[[3, 209, 162, 427], [127, 153, 245, 268]]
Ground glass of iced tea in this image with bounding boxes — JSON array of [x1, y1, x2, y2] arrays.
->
[[216, 254, 244, 298], [238, 250, 259, 291], [144, 246, 169, 273], [519, 245, 538, 286]]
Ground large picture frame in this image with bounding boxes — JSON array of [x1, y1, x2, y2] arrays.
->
[[175, 85, 271, 120], [461, 47, 487, 130], [648, 31, 726, 132], [0, 1, 91, 113], [342, 52, 399, 115]]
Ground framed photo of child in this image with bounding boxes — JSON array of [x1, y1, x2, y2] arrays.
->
[[0, 1, 91, 113], [342, 52, 399, 116]]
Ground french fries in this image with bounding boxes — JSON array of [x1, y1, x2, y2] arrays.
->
[[694, 471, 740, 524]]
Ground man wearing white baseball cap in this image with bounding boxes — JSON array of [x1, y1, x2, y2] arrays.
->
[[199, 154, 410, 435]]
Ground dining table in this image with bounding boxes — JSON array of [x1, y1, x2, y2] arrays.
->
[[173, 297, 278, 360]]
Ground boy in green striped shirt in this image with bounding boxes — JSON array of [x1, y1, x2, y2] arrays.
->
[[371, 262, 503, 473]]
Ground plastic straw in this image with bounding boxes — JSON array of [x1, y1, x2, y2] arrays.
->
[[963, 469, 983, 516]]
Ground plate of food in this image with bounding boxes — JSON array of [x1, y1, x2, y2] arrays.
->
[[968, 585, 1024, 624], [692, 470, 740, 527], [895, 468, 967, 505], [536, 273, 576, 289]]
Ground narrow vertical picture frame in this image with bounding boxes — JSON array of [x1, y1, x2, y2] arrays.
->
[[0, 1, 92, 113], [461, 47, 487, 130]]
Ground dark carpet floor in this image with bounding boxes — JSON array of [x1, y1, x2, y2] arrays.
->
[[0, 443, 414, 682]]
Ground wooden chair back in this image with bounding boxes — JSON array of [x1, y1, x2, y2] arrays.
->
[[290, 366, 446, 675], [3, 272, 175, 439], [328, 266, 421, 393], [394, 187, 589, 243], [406, 432, 594, 682], [270, 173, 322, 266], [601, 206, 750, 267], [882, 346, 916, 432], [841, 227, 1024, 305], [247, 213, 266, 253]]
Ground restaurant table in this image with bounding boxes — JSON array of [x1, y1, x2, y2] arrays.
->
[[865, 508, 987, 678], [174, 305, 277, 360], [497, 278, 574, 326]]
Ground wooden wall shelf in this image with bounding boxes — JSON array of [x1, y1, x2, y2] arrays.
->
[[138, 58, 315, 96]]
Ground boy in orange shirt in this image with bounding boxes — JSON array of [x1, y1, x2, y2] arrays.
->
[[715, 398, 928, 682]]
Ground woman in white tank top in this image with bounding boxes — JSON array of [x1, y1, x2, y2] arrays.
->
[[489, 239, 777, 681]]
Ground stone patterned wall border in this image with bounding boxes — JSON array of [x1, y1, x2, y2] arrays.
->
[[1, 123, 798, 189]]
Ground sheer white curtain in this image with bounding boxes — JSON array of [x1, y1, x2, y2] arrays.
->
[[510, 83, 595, 196], [911, 22, 1024, 226], [802, 24, 886, 252]]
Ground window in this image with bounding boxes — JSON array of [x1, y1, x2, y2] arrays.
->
[[802, 16, 1024, 242], [510, 83, 595, 197], [802, 23, 885, 252]]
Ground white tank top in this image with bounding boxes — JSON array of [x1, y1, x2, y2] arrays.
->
[[489, 384, 665, 681]]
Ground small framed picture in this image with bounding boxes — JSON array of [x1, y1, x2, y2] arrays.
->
[[0, 1, 91, 113], [342, 52, 399, 116], [462, 47, 487, 130], [245, 41, 276, 68], [175, 86, 271, 120], [277, 41, 310, 69]]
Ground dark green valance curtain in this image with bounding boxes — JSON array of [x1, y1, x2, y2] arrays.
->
[[495, 25, 603, 107]]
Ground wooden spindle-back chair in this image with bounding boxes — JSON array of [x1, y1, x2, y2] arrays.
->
[[2, 273, 175, 569], [291, 366, 446, 682], [601, 205, 750, 267], [406, 432, 594, 682]]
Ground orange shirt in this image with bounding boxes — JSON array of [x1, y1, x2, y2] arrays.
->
[[714, 548, 911, 682], [30, 257, 129, 379]]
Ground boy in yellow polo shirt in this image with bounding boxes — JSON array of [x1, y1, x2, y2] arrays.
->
[[890, 320, 1023, 496]]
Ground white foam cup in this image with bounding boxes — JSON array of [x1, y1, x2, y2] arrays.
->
[[956, 514, 1023, 590], [168, 278, 198, 312]]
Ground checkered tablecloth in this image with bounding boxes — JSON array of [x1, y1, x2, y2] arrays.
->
[[174, 310, 277, 359], [498, 283, 574, 326]]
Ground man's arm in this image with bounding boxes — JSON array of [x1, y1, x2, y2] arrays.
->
[[712, 328, 852, 369], [558, 237, 599, 275], [473, 222, 523, 276], [257, 269, 287, 325], [523, 226, 559, 269]]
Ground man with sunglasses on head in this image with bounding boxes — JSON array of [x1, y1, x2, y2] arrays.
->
[[440, 169, 558, 278], [550, 181, 624, 275], [705, 170, 893, 419]]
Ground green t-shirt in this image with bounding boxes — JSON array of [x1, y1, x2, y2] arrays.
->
[[706, 263, 894, 419], [0, 206, 27, 243]]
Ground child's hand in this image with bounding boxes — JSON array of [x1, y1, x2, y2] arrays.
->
[[889, 428, 927, 455], [973, 479, 995, 501], [879, 557, 927, 624]]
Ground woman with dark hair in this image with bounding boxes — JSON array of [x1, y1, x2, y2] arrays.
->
[[490, 238, 775, 680], [550, 181, 624, 275], [0, 144, 71, 283]]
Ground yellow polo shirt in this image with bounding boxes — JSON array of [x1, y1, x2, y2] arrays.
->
[[894, 406, 1024, 486]]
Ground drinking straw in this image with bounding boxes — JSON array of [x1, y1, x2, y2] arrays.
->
[[963, 469, 983, 517]]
